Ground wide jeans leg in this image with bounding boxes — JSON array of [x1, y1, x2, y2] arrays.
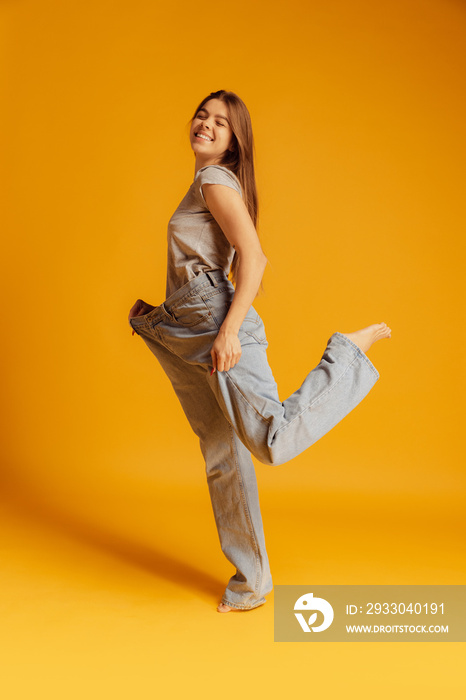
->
[[141, 275, 381, 467], [129, 320, 273, 610], [208, 329, 380, 466]]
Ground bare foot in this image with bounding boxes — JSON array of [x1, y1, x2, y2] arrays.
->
[[340, 322, 391, 355], [217, 600, 267, 612], [217, 603, 233, 613]]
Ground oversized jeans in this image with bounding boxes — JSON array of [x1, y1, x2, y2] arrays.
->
[[129, 269, 380, 609]]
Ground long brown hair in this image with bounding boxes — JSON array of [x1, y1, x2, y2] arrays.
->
[[189, 90, 259, 286]]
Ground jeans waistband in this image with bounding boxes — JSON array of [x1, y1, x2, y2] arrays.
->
[[130, 269, 230, 327]]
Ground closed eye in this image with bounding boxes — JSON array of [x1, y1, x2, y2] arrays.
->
[[195, 110, 228, 127]]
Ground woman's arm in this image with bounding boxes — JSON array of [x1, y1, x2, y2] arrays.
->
[[202, 182, 268, 374]]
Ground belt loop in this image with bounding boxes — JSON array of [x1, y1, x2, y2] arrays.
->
[[206, 270, 218, 288]]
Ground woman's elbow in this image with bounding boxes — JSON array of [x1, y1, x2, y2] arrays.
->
[[247, 249, 267, 271], [259, 250, 268, 270], [236, 246, 267, 267]]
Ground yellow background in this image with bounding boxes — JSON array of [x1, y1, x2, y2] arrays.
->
[[1, 0, 465, 697]]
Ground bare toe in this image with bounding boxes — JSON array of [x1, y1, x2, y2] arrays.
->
[[217, 603, 232, 613]]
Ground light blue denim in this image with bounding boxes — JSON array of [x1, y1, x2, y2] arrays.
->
[[129, 269, 380, 609]]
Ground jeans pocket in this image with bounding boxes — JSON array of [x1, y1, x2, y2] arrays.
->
[[165, 296, 211, 327], [239, 308, 267, 345]]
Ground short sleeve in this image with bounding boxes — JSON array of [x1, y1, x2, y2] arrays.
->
[[194, 165, 243, 207]]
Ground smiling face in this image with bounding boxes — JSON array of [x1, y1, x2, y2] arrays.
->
[[190, 98, 235, 169]]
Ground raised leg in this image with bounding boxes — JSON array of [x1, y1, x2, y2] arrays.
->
[[207, 326, 383, 466]]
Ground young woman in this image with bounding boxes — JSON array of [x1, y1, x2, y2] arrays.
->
[[128, 90, 391, 613]]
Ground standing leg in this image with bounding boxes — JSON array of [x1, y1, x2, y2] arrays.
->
[[130, 320, 273, 610]]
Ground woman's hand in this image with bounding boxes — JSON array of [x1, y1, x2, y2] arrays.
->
[[211, 329, 242, 374], [128, 299, 156, 335]]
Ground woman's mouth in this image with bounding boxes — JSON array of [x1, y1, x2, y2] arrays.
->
[[195, 132, 214, 142]]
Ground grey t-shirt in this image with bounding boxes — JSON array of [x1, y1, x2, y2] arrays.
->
[[165, 164, 243, 298]]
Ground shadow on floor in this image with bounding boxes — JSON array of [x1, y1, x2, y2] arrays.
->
[[1, 482, 225, 605]]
